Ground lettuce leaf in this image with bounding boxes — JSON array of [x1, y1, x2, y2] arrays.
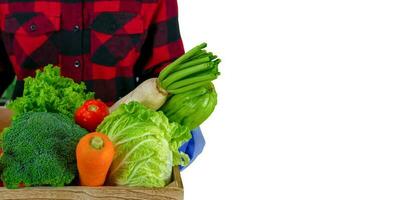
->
[[7, 65, 94, 119], [97, 101, 192, 187]]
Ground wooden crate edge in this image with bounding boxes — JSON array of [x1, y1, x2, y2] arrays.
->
[[0, 167, 184, 200]]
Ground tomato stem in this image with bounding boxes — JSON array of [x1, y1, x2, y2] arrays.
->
[[88, 105, 98, 112]]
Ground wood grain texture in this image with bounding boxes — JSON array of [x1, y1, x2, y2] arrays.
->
[[0, 167, 184, 200]]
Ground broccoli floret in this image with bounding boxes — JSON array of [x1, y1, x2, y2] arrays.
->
[[0, 112, 87, 189]]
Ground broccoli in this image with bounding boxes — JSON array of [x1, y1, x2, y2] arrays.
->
[[0, 112, 87, 189]]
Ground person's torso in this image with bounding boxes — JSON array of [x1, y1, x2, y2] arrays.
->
[[0, 0, 160, 104]]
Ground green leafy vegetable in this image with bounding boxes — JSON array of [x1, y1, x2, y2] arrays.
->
[[159, 43, 221, 94], [7, 65, 94, 119], [1, 77, 16, 100], [0, 112, 87, 189], [160, 83, 218, 130], [97, 102, 191, 187]]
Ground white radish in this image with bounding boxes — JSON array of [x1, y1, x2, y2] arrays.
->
[[109, 43, 220, 112], [109, 78, 168, 112]]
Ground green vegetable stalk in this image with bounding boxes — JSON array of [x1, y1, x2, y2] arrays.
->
[[1, 77, 16, 100], [7, 65, 94, 119], [160, 83, 217, 130], [0, 112, 87, 189], [158, 43, 221, 94]]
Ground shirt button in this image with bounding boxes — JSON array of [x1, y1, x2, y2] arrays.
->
[[73, 25, 80, 32], [29, 24, 37, 31], [74, 60, 80, 68]]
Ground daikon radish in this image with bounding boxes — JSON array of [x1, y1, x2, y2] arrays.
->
[[109, 43, 220, 112]]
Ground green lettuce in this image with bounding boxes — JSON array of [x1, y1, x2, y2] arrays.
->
[[97, 102, 191, 187], [7, 65, 94, 119]]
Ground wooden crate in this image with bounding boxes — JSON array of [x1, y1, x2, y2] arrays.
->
[[0, 167, 183, 200]]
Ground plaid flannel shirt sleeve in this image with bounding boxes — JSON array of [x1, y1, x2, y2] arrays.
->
[[134, 0, 185, 80], [0, 35, 14, 96]]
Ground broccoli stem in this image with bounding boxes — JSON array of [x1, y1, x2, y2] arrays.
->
[[90, 137, 104, 150]]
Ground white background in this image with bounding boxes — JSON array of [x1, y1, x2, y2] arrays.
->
[[178, 0, 401, 200]]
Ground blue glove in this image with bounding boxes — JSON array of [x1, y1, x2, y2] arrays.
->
[[179, 127, 205, 170]]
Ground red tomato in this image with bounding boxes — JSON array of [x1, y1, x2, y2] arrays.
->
[[75, 100, 109, 132]]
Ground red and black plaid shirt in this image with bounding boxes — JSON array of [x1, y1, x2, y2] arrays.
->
[[0, 0, 184, 105]]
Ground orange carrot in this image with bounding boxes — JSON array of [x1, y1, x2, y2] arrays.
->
[[76, 132, 115, 186]]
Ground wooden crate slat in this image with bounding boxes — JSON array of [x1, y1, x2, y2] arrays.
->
[[0, 167, 183, 200]]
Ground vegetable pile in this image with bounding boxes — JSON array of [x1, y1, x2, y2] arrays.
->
[[0, 42, 221, 189]]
